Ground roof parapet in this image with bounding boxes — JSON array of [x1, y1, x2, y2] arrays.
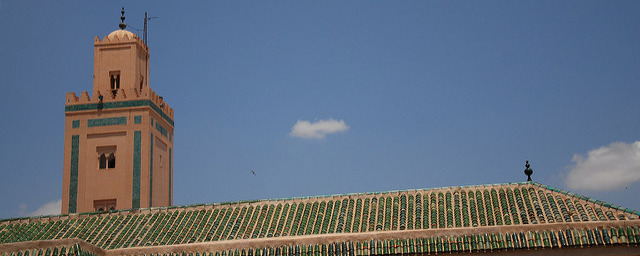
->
[[93, 31, 148, 51]]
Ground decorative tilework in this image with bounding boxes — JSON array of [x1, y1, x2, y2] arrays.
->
[[2, 182, 640, 251], [132, 131, 141, 209], [72, 120, 80, 128], [169, 148, 172, 205], [155, 122, 168, 137], [134, 115, 142, 124], [0, 244, 100, 256], [87, 116, 127, 127], [149, 133, 154, 207], [65, 100, 174, 127], [149, 103, 173, 126], [68, 135, 79, 213]]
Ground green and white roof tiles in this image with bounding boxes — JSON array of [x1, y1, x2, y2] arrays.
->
[[117, 228, 640, 256], [0, 243, 97, 256], [0, 182, 638, 251]]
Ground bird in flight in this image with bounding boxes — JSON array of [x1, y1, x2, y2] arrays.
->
[[251, 170, 256, 176]]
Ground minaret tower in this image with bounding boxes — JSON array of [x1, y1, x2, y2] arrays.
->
[[62, 8, 174, 214]]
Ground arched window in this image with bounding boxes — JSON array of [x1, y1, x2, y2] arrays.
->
[[99, 154, 107, 169], [110, 71, 120, 96], [139, 75, 144, 91], [107, 153, 116, 168], [97, 146, 117, 170], [94, 199, 116, 212]]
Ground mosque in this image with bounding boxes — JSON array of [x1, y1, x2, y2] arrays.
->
[[1, 9, 639, 256]]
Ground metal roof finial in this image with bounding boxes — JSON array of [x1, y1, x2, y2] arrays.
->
[[119, 7, 127, 30], [524, 160, 533, 181]]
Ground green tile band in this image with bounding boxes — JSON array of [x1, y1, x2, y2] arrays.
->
[[132, 131, 141, 209], [149, 133, 154, 207], [69, 135, 79, 213], [65, 100, 174, 127], [169, 148, 172, 205], [87, 116, 127, 127], [72, 120, 80, 128], [155, 122, 168, 137]]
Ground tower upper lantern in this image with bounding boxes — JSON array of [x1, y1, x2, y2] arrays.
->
[[92, 7, 149, 98]]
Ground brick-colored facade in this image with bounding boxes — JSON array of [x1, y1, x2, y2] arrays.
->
[[61, 27, 174, 214]]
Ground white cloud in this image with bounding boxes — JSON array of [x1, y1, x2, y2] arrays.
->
[[566, 141, 640, 191], [18, 203, 27, 216], [289, 118, 349, 139], [30, 199, 62, 217]]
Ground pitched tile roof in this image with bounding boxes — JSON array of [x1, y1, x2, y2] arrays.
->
[[0, 240, 101, 256], [1, 182, 639, 255]]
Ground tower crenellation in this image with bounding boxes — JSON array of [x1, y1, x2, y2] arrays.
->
[[94, 31, 148, 49], [65, 87, 174, 120]]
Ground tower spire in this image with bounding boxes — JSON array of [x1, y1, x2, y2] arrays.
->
[[524, 160, 533, 181], [119, 7, 127, 30]]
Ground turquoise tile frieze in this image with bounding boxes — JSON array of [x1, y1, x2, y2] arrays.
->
[[149, 103, 173, 126], [69, 135, 79, 213], [87, 116, 127, 127], [155, 122, 168, 138], [72, 120, 80, 128], [132, 131, 141, 209], [134, 115, 142, 124], [149, 133, 154, 207], [65, 100, 174, 127]]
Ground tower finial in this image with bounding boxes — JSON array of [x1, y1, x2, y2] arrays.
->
[[119, 7, 127, 30], [524, 160, 533, 181]]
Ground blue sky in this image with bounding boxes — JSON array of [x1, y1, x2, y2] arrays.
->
[[1, 1, 640, 219]]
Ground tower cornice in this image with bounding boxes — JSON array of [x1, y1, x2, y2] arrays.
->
[[65, 87, 174, 126]]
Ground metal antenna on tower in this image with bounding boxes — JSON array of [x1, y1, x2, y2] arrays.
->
[[144, 12, 147, 45], [143, 12, 159, 46]]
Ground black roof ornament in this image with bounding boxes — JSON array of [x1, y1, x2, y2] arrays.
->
[[524, 160, 533, 181], [119, 7, 127, 30]]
